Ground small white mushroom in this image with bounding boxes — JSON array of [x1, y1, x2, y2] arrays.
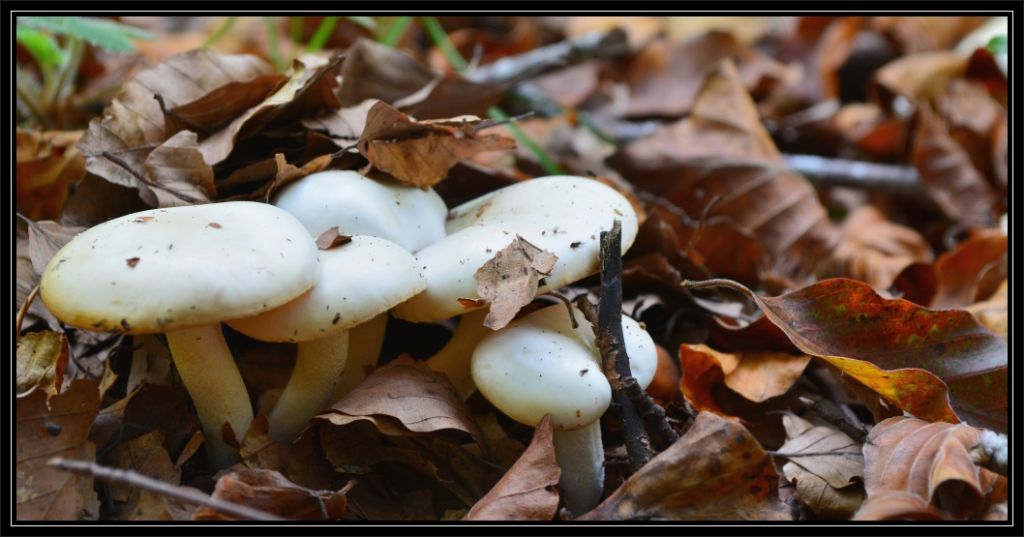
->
[[40, 202, 319, 468], [472, 303, 657, 515], [227, 236, 425, 442]]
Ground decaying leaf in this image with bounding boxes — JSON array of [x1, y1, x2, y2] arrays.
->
[[319, 356, 484, 444], [472, 236, 559, 330], [141, 130, 217, 207], [966, 279, 1007, 338], [778, 414, 864, 519], [464, 415, 560, 521], [16, 380, 101, 520], [679, 344, 810, 406], [692, 278, 1007, 431], [855, 417, 1007, 520], [911, 106, 998, 228], [16, 130, 86, 220], [822, 204, 934, 291], [315, 226, 352, 250], [873, 51, 965, 104], [357, 101, 516, 188], [103, 430, 180, 521], [580, 412, 790, 521], [193, 469, 354, 521], [16, 331, 69, 396], [928, 230, 1006, 310]]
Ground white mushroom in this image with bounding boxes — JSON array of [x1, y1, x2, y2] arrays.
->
[[394, 176, 639, 323], [472, 303, 657, 515], [227, 236, 425, 442], [272, 170, 448, 398], [40, 202, 319, 468]]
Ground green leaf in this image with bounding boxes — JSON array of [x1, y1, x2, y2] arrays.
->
[[306, 16, 340, 52], [19, 16, 155, 53], [986, 34, 1007, 55], [16, 25, 65, 71]]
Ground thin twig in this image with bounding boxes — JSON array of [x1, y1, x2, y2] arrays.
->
[[781, 153, 937, 208], [15, 285, 40, 338], [464, 29, 630, 87], [48, 457, 285, 521], [547, 291, 579, 329], [797, 396, 868, 443]]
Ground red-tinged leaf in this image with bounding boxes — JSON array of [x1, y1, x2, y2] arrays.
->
[[578, 412, 791, 521], [684, 278, 1007, 431], [855, 417, 1007, 520], [679, 344, 810, 412], [817, 356, 958, 423], [193, 469, 353, 521], [896, 229, 1007, 310], [464, 415, 560, 521]]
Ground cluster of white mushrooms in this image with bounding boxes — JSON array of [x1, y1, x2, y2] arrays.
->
[[39, 171, 657, 514]]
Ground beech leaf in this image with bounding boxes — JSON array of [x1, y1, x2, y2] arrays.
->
[[778, 414, 865, 519], [474, 235, 558, 330]]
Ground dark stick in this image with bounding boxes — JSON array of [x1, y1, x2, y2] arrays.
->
[[464, 29, 630, 87], [48, 457, 285, 521], [781, 153, 938, 208], [797, 396, 868, 444]]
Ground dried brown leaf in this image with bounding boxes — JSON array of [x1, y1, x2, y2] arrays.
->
[[357, 101, 516, 188], [16, 331, 69, 397], [301, 99, 377, 146], [474, 235, 558, 330], [464, 415, 560, 521], [912, 106, 998, 228], [873, 51, 966, 104], [679, 344, 810, 408], [778, 414, 865, 519], [141, 130, 217, 207], [315, 226, 352, 250], [193, 469, 353, 521], [319, 356, 484, 443], [856, 417, 1007, 520], [580, 412, 790, 521], [822, 205, 934, 290], [16, 380, 101, 520], [16, 130, 86, 220], [966, 279, 1007, 338]]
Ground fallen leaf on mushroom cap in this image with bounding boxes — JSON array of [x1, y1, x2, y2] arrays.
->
[[193, 469, 354, 521], [855, 417, 1007, 520], [778, 414, 864, 519], [679, 344, 811, 407], [820, 204, 934, 291], [16, 130, 86, 220], [357, 101, 516, 188], [318, 356, 484, 444], [16, 380, 101, 521], [690, 278, 1007, 431], [16, 331, 69, 397], [579, 412, 790, 521], [103, 430, 180, 521], [911, 105, 999, 228], [464, 415, 560, 521], [474, 236, 558, 330]]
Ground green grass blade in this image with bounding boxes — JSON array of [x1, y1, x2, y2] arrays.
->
[[377, 16, 413, 47], [16, 25, 65, 71], [306, 16, 340, 52]]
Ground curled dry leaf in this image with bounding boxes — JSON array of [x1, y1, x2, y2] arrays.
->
[[357, 101, 516, 188], [301, 99, 377, 147], [911, 105, 998, 228], [16, 380, 101, 521], [872, 51, 965, 104], [16, 130, 86, 220], [103, 430, 180, 521], [474, 235, 558, 330], [78, 50, 273, 204], [141, 130, 217, 207], [907, 229, 1007, 310], [855, 417, 1007, 520], [679, 344, 811, 410], [16, 331, 69, 397], [319, 356, 484, 444], [315, 226, 352, 251], [778, 414, 864, 519], [966, 279, 1007, 338], [464, 415, 560, 521], [193, 469, 353, 521], [579, 412, 790, 521], [821, 204, 933, 291]]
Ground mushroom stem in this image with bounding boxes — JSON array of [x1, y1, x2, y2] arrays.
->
[[425, 308, 491, 398], [268, 330, 350, 442], [165, 325, 254, 469], [332, 312, 388, 400], [553, 421, 605, 515]]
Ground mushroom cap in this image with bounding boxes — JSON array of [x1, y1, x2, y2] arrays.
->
[[272, 170, 447, 252], [40, 202, 319, 334], [227, 236, 425, 343], [471, 303, 657, 430], [392, 177, 639, 322]]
